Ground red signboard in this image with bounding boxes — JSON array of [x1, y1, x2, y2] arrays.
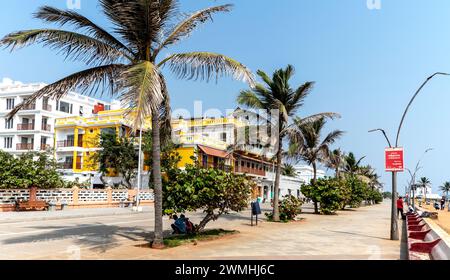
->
[[385, 148, 404, 172]]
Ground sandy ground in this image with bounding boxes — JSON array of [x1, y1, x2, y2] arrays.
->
[[417, 201, 450, 234]]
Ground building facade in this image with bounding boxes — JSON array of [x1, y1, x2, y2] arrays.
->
[[0, 78, 117, 155]]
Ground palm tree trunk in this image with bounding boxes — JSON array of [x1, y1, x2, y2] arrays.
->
[[151, 112, 164, 248], [312, 162, 319, 214], [272, 137, 282, 222]]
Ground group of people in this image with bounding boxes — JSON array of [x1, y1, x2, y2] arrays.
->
[[433, 198, 447, 211], [171, 214, 195, 235], [397, 195, 448, 219]]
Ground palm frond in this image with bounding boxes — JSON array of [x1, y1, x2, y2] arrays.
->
[[153, 4, 233, 58], [321, 130, 345, 147], [237, 90, 264, 109], [34, 6, 134, 59], [0, 29, 126, 65], [119, 61, 163, 130], [6, 64, 126, 118], [158, 52, 255, 87]]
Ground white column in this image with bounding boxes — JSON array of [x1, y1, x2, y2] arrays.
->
[[34, 133, 42, 151]]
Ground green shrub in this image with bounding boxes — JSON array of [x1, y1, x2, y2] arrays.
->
[[266, 195, 303, 222], [302, 178, 347, 215]]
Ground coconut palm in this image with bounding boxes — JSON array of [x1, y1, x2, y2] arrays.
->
[[287, 117, 343, 214], [325, 148, 344, 178], [440, 182, 450, 203], [419, 177, 431, 203], [0, 1, 254, 248], [237, 65, 339, 221], [343, 152, 366, 176], [282, 163, 297, 177]]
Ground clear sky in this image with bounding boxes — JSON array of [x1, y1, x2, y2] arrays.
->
[[1, 0, 450, 194]]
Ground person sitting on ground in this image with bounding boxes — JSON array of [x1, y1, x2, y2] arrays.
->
[[171, 214, 187, 235], [185, 216, 195, 234], [434, 201, 440, 211]]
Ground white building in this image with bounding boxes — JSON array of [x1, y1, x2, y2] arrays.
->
[[0, 78, 116, 155]]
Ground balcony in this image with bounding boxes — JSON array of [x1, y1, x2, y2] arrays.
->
[[235, 166, 266, 177], [21, 103, 36, 111], [57, 140, 83, 148], [41, 124, 52, 131], [60, 162, 82, 170], [42, 104, 52, 111], [16, 143, 34, 151], [40, 144, 51, 151], [17, 123, 35, 131]]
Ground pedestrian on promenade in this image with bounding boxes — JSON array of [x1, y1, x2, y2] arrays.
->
[[441, 197, 445, 210], [397, 196, 404, 219]]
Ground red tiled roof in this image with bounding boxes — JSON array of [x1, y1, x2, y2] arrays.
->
[[198, 145, 229, 158]]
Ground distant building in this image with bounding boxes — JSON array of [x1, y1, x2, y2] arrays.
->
[[0, 78, 117, 155]]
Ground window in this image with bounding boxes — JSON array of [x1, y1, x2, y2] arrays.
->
[[58, 101, 73, 114], [105, 105, 111, 111], [202, 154, 208, 167], [79, 106, 84, 117], [6, 99, 15, 110], [220, 132, 227, 142], [4, 137, 12, 149], [5, 118, 13, 129]]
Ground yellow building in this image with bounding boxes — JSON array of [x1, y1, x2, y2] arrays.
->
[[55, 109, 151, 178]]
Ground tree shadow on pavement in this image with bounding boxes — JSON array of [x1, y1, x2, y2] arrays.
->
[[0, 224, 155, 254]]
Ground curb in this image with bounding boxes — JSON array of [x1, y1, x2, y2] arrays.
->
[[0, 209, 152, 225]]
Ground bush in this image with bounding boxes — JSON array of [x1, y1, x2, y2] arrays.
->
[[345, 175, 369, 208], [266, 195, 303, 222], [0, 151, 64, 189], [367, 189, 383, 204], [162, 164, 253, 233], [302, 178, 347, 215]]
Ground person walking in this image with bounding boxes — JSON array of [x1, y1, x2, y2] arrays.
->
[[441, 197, 446, 210], [397, 196, 404, 219]]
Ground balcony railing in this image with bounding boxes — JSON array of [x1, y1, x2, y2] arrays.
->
[[16, 143, 34, 151], [42, 104, 52, 111], [235, 166, 266, 177], [57, 140, 74, 148], [17, 123, 35, 131], [60, 162, 82, 170], [40, 144, 51, 151], [57, 140, 83, 148], [41, 124, 51, 131], [21, 103, 36, 111]]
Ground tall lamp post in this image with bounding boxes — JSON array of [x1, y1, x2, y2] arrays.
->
[[406, 148, 433, 208], [369, 72, 449, 241]]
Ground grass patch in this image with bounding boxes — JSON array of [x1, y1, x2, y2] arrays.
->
[[163, 229, 239, 248]]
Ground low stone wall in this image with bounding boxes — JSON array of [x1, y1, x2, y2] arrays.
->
[[0, 187, 154, 212]]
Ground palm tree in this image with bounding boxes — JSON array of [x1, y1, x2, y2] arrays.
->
[[1, 1, 254, 248], [325, 148, 344, 178], [343, 152, 366, 176], [237, 65, 339, 221], [282, 164, 297, 177], [440, 182, 450, 204], [419, 177, 431, 203], [287, 117, 343, 214]]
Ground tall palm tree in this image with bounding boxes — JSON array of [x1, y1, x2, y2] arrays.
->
[[287, 117, 343, 214], [1, 1, 254, 248], [440, 182, 450, 203], [237, 65, 339, 221], [325, 148, 344, 178], [343, 152, 366, 176], [419, 177, 431, 203]]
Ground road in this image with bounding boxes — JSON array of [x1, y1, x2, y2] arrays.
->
[[0, 202, 403, 260]]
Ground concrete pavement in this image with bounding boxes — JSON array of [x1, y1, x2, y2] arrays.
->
[[0, 201, 403, 260]]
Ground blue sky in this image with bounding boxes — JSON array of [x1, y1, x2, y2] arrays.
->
[[1, 0, 450, 194]]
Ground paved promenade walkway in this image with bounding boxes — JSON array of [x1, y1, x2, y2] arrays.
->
[[0, 201, 402, 260]]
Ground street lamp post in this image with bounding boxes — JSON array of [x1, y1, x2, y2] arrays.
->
[[369, 72, 449, 241], [405, 148, 433, 208]]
